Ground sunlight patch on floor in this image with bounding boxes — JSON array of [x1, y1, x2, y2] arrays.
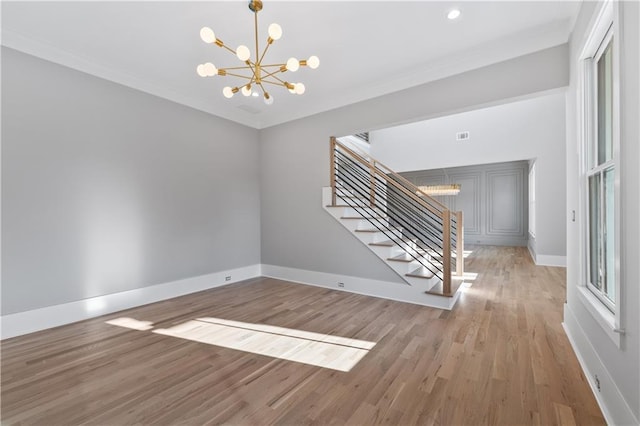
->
[[152, 317, 376, 372], [105, 317, 154, 331]]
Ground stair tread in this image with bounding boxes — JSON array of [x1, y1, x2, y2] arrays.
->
[[369, 238, 413, 247], [355, 226, 400, 233], [369, 240, 396, 247], [327, 204, 377, 208], [424, 280, 462, 298], [388, 253, 422, 263], [405, 266, 435, 279], [341, 216, 387, 220]]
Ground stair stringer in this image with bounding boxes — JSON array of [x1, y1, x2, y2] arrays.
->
[[322, 187, 460, 310]]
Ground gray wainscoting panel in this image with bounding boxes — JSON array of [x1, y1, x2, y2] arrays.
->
[[402, 161, 528, 246], [449, 173, 481, 236], [487, 169, 524, 236]]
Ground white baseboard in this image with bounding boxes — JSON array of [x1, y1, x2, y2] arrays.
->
[[535, 254, 567, 267], [261, 264, 459, 310], [563, 303, 639, 426], [528, 243, 537, 264], [0, 264, 261, 340], [1, 261, 463, 340]]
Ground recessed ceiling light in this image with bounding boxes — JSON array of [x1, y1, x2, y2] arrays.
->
[[251, 92, 259, 97], [447, 8, 461, 20]]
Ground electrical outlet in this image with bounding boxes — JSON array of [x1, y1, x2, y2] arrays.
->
[[595, 375, 601, 392], [456, 131, 470, 141], [225, 276, 232, 281], [338, 282, 345, 288]]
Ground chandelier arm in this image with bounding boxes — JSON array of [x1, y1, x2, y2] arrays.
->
[[262, 74, 286, 86], [220, 44, 237, 55], [258, 42, 272, 66], [260, 69, 286, 81], [218, 65, 255, 71], [262, 72, 288, 85], [257, 81, 268, 94], [260, 79, 288, 87], [256, 63, 286, 68], [245, 61, 260, 86], [222, 72, 256, 80]]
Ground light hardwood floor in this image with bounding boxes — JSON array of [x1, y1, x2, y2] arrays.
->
[[1, 246, 605, 425]]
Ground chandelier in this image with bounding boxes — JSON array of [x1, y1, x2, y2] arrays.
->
[[417, 184, 461, 196], [196, 0, 319, 105]]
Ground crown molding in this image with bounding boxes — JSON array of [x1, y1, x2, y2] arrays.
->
[[255, 19, 573, 129], [2, 19, 571, 130], [1, 29, 257, 128]]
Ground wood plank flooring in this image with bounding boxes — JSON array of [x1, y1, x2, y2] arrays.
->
[[1, 246, 605, 425]]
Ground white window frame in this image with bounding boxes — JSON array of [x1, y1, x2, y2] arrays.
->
[[586, 27, 615, 312], [577, 0, 622, 346]]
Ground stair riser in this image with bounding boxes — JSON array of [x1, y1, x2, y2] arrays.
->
[[387, 260, 422, 275], [356, 218, 390, 229], [337, 197, 370, 208], [343, 206, 379, 217], [355, 230, 402, 244]]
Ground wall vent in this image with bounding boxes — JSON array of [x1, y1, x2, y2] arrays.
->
[[237, 104, 261, 115], [456, 131, 470, 141]]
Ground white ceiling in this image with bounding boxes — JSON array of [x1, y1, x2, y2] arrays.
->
[[2, 1, 581, 129]]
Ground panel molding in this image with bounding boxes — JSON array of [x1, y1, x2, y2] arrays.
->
[[449, 172, 482, 235], [486, 168, 525, 236], [402, 161, 528, 247]]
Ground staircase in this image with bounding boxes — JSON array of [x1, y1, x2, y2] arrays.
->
[[322, 137, 465, 310]]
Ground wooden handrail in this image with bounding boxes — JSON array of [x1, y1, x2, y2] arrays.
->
[[333, 139, 445, 218], [334, 139, 449, 212]]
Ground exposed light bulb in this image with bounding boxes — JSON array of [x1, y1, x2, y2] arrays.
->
[[251, 92, 259, 97], [241, 85, 252, 96], [200, 27, 216, 43], [268, 23, 282, 40], [307, 56, 320, 69], [223, 86, 234, 98], [294, 83, 306, 95], [288, 87, 296, 94], [264, 94, 274, 105], [196, 64, 207, 77], [202, 62, 217, 76], [286, 57, 300, 72], [236, 45, 251, 61], [447, 9, 461, 20]]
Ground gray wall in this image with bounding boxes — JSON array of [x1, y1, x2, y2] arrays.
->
[[1, 47, 261, 314], [565, 1, 640, 422], [401, 161, 529, 247], [260, 45, 569, 281]]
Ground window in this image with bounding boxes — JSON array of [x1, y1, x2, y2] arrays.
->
[[584, 24, 617, 313]]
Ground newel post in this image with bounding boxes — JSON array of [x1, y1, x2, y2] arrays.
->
[[442, 209, 452, 295], [455, 211, 464, 276]]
